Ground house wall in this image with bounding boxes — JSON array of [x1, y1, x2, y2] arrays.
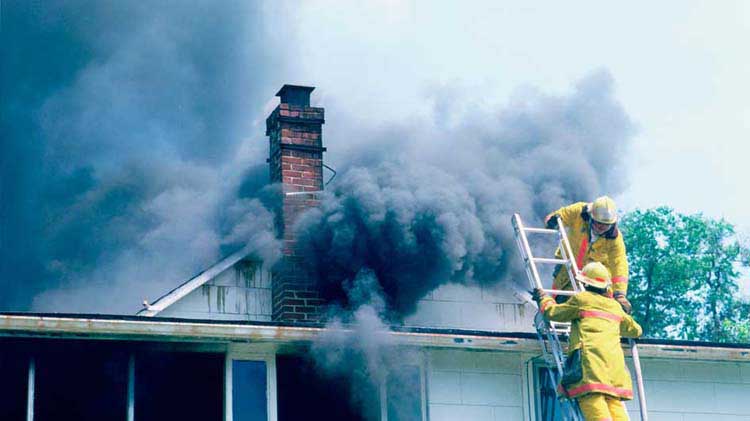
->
[[627, 358, 750, 420], [424, 348, 750, 421], [406, 283, 535, 333], [4, 333, 750, 421], [426, 349, 533, 421], [158, 260, 272, 321]]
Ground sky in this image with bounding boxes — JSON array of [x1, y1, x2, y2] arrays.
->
[[1, 0, 748, 311], [278, 1, 750, 226]]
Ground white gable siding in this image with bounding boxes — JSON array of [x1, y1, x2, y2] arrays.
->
[[406, 283, 535, 332], [427, 349, 532, 421], [158, 260, 273, 321]]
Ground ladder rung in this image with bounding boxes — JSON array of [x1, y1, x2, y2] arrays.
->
[[550, 327, 571, 335], [542, 289, 577, 296], [523, 227, 558, 234], [550, 321, 572, 333], [533, 257, 568, 265]]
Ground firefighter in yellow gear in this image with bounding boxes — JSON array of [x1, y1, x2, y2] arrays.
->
[[533, 262, 643, 421], [545, 196, 632, 313]]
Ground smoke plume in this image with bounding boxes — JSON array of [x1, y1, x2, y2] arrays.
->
[[301, 71, 634, 318], [311, 269, 424, 420], [1, 1, 286, 312], [303, 74, 634, 418], [2, 3, 634, 324]]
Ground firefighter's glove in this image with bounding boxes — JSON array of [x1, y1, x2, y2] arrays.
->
[[531, 288, 547, 304], [615, 295, 632, 314], [545, 215, 560, 229]]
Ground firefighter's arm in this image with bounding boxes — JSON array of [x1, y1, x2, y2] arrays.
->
[[610, 235, 629, 297], [620, 314, 643, 338], [539, 295, 580, 323], [545, 202, 585, 228]]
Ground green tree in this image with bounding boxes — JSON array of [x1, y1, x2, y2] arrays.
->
[[620, 208, 691, 338], [620, 207, 749, 342], [680, 216, 741, 341]]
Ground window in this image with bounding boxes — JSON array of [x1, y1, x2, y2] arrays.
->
[[276, 355, 376, 421], [384, 365, 424, 421], [231, 360, 268, 421], [0, 347, 29, 420], [33, 342, 129, 421], [135, 351, 224, 421], [535, 367, 567, 421], [275, 354, 426, 421], [530, 364, 582, 421]]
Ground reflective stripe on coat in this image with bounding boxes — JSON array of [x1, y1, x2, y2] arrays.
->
[[540, 291, 642, 401], [547, 202, 629, 296]]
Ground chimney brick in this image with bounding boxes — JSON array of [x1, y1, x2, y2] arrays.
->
[[266, 85, 326, 323]]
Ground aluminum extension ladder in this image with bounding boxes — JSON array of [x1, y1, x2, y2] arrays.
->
[[511, 213, 649, 421], [512, 213, 585, 420]]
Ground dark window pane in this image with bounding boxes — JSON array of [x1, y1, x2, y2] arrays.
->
[[0, 348, 29, 421], [232, 360, 267, 421], [34, 343, 128, 421], [135, 352, 223, 421], [276, 355, 376, 421], [387, 366, 422, 421]]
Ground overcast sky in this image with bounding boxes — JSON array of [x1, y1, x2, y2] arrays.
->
[[2, 1, 748, 310]]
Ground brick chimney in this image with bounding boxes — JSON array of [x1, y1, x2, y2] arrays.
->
[[265, 84, 325, 322]]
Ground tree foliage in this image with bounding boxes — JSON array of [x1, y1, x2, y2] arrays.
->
[[620, 207, 749, 342]]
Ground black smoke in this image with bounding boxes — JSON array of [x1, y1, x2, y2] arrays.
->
[[1, 1, 286, 312], [300, 71, 635, 318]]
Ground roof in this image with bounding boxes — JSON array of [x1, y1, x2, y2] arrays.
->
[[137, 246, 253, 317], [2, 313, 749, 362]]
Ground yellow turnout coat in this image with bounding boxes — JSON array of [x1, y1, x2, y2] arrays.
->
[[547, 202, 629, 297], [539, 291, 642, 400]]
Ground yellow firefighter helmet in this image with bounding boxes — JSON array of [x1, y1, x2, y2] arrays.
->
[[576, 261, 612, 289], [589, 196, 618, 224]]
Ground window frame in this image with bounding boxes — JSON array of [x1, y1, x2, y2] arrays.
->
[[527, 356, 580, 421], [524, 357, 541, 421], [378, 350, 428, 421], [225, 347, 277, 421]]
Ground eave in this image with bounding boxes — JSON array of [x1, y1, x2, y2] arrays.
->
[[1, 314, 749, 362]]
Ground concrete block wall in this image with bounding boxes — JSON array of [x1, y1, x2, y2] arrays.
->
[[427, 349, 531, 421]]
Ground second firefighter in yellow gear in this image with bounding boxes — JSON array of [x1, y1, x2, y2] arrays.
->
[[545, 196, 632, 313], [578, 394, 630, 421], [533, 262, 643, 421]]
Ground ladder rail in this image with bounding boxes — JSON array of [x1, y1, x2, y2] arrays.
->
[[630, 339, 649, 421], [511, 214, 545, 291], [514, 213, 584, 420], [554, 215, 583, 292]]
